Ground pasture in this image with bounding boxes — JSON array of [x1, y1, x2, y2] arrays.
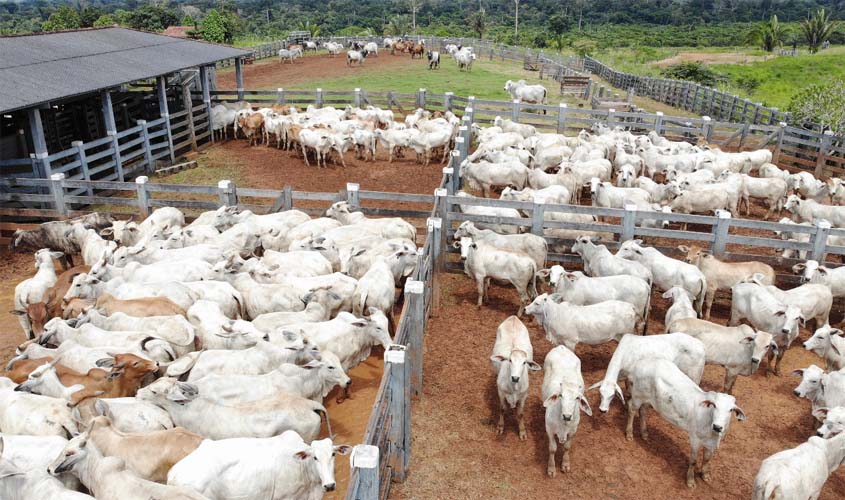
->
[[3, 38, 845, 500]]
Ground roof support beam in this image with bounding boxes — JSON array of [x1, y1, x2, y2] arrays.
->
[[157, 75, 176, 162], [101, 90, 124, 181], [200, 65, 214, 140], [235, 57, 245, 101], [26, 107, 50, 178]]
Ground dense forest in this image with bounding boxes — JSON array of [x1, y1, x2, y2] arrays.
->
[[2, 0, 843, 48]]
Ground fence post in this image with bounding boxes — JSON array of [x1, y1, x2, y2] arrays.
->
[[277, 88, 286, 105], [467, 96, 476, 116], [653, 111, 664, 134], [511, 100, 520, 122], [157, 76, 176, 163], [810, 220, 832, 262], [350, 445, 379, 500], [405, 279, 425, 396], [773, 122, 787, 164], [530, 200, 545, 236], [444, 92, 453, 112], [72, 141, 93, 197], [282, 185, 293, 210], [442, 167, 454, 195], [217, 180, 237, 207], [702, 116, 713, 143], [315, 88, 323, 109], [346, 182, 360, 210], [137, 120, 154, 174], [450, 150, 462, 193], [107, 130, 125, 182], [49, 173, 68, 218], [181, 84, 198, 152], [710, 209, 732, 256], [417, 88, 427, 109], [385, 344, 408, 481], [199, 65, 214, 140], [557, 103, 567, 134], [621, 204, 637, 242], [814, 130, 834, 178], [135, 176, 150, 218], [353, 88, 361, 108], [606, 108, 615, 128], [427, 216, 442, 315]]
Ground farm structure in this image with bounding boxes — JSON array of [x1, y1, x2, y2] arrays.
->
[[0, 27, 250, 181]]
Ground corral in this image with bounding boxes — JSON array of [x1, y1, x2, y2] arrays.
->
[[2, 33, 845, 500]]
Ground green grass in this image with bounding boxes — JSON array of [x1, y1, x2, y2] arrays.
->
[[712, 47, 845, 108], [232, 36, 280, 48], [288, 58, 565, 102]]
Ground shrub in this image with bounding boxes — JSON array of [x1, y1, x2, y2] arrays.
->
[[41, 6, 80, 32], [662, 62, 724, 87], [734, 75, 761, 94], [787, 79, 845, 133]]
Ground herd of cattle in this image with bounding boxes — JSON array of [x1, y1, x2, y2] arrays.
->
[[276, 38, 476, 71], [450, 120, 845, 496], [3, 201, 421, 499]]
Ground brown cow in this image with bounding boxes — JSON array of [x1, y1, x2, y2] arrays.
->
[[238, 112, 265, 146], [4, 355, 88, 384], [94, 293, 187, 318], [87, 416, 203, 482], [410, 42, 425, 59], [62, 298, 95, 319], [391, 41, 408, 55], [11, 265, 90, 337]]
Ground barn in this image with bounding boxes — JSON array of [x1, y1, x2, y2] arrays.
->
[[0, 27, 249, 183]]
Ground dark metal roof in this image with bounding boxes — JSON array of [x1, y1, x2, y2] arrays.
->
[[0, 27, 249, 114]]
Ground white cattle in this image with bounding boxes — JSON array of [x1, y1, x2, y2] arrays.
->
[[542, 345, 591, 476], [663, 286, 698, 333], [187, 300, 266, 350], [590, 179, 651, 209], [457, 237, 538, 316], [794, 260, 845, 297], [278, 48, 302, 64], [793, 365, 845, 416], [815, 407, 845, 438], [570, 236, 652, 283], [453, 221, 546, 269], [525, 293, 642, 351], [760, 280, 832, 330], [684, 324, 777, 393], [325, 201, 416, 241], [137, 377, 330, 441], [93, 398, 174, 433], [740, 175, 789, 219], [803, 325, 845, 371], [462, 160, 529, 197], [753, 433, 845, 500], [490, 316, 541, 440], [786, 195, 845, 227], [346, 50, 366, 66], [167, 431, 351, 500], [625, 359, 745, 488], [13, 249, 62, 337], [0, 377, 77, 438], [504, 80, 548, 108]]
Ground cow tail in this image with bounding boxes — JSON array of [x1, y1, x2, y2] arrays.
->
[[354, 290, 368, 317], [642, 284, 652, 335], [695, 277, 708, 318], [315, 403, 334, 439], [530, 261, 539, 299], [543, 88, 548, 114], [233, 292, 246, 319]]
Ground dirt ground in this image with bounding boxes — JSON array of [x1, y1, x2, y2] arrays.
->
[[653, 52, 772, 68], [391, 271, 845, 500], [217, 52, 421, 91]]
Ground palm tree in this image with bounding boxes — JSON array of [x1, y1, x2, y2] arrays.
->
[[297, 20, 321, 38], [745, 15, 786, 52], [469, 8, 487, 39], [801, 8, 838, 54], [385, 15, 411, 36]]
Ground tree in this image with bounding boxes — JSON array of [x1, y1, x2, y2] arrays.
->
[[41, 6, 81, 32], [787, 79, 845, 132], [745, 14, 786, 52], [126, 5, 178, 32], [182, 14, 196, 27], [409, 0, 421, 35], [469, 8, 488, 39], [513, 0, 520, 38], [297, 20, 321, 38], [385, 15, 410, 36], [801, 8, 838, 54], [93, 14, 117, 27], [201, 9, 227, 43], [548, 13, 573, 49], [662, 62, 724, 87]]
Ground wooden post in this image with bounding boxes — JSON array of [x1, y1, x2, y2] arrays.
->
[[181, 84, 198, 152], [738, 122, 750, 149], [530, 200, 545, 235], [444, 92, 453, 112], [417, 88, 427, 109], [316, 88, 323, 109], [49, 173, 67, 218], [72, 141, 93, 196], [218, 180, 237, 207], [450, 150, 461, 194], [101, 90, 125, 180], [427, 216, 442, 315], [27, 108, 51, 178], [606, 108, 615, 128], [350, 445, 379, 500], [135, 176, 150, 218], [710, 209, 731, 257], [200, 65, 214, 140], [346, 182, 360, 211], [277, 88, 286, 105], [405, 279, 425, 396], [702, 116, 713, 143], [621, 204, 637, 242], [814, 130, 835, 178], [810, 220, 831, 262], [773, 122, 787, 164], [442, 167, 454, 195], [511, 100, 520, 122], [353, 88, 361, 108], [282, 185, 293, 210], [157, 76, 175, 162], [137, 120, 154, 174], [235, 57, 245, 101], [385, 344, 408, 481], [557, 103, 567, 134], [654, 111, 663, 134]]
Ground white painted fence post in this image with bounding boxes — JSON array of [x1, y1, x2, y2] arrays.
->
[[702, 116, 713, 143], [653, 111, 664, 134], [511, 99, 520, 122], [621, 204, 637, 243], [710, 209, 732, 256], [385, 344, 408, 481], [405, 279, 425, 396], [346, 182, 360, 210], [315, 88, 323, 108], [557, 103, 567, 134], [530, 198, 545, 236], [217, 180, 237, 207], [49, 173, 68, 218], [135, 176, 150, 218], [810, 220, 832, 262], [353, 88, 361, 108], [350, 445, 379, 500], [427, 216, 442, 314], [277, 88, 286, 105]]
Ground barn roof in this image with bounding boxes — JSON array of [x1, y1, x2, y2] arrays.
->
[[0, 27, 249, 114]]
